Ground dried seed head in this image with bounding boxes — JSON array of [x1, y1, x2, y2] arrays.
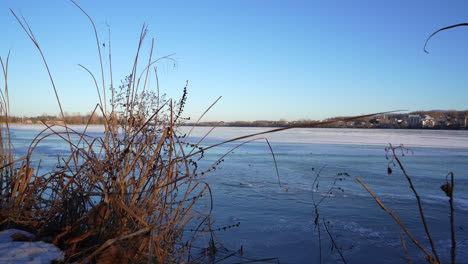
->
[[441, 183, 452, 197]]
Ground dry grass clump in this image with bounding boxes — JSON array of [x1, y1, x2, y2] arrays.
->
[[0, 90, 212, 263], [30, 93, 212, 263], [1, 3, 217, 262]]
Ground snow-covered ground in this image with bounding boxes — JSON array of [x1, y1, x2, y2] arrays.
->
[[0, 229, 63, 264]]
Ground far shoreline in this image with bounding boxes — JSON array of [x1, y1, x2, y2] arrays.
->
[[3, 122, 468, 131]]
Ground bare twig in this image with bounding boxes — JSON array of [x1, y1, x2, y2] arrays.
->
[[424, 23, 468, 53], [323, 219, 347, 264], [387, 145, 441, 263], [399, 227, 412, 264], [442, 172, 456, 264]]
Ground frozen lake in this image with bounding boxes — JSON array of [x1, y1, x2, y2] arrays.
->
[[8, 125, 468, 263]]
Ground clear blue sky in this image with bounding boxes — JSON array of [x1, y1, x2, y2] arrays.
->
[[1, 0, 468, 121]]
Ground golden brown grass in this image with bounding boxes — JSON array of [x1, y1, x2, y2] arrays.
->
[[2, 2, 218, 262]]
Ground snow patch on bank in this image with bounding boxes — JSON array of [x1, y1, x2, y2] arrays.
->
[[0, 229, 64, 263]]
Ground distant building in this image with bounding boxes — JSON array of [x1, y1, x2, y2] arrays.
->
[[421, 115, 435, 128], [407, 115, 421, 127]]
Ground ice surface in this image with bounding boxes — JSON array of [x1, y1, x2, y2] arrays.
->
[[8, 124, 103, 132], [9, 124, 468, 149], [0, 229, 64, 264], [183, 126, 468, 149]]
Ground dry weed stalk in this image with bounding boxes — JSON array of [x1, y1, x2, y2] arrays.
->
[[357, 144, 458, 264], [1, 52, 44, 229], [311, 167, 349, 264]]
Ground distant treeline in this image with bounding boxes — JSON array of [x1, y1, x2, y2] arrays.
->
[[2, 113, 104, 125], [4, 110, 468, 129]]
